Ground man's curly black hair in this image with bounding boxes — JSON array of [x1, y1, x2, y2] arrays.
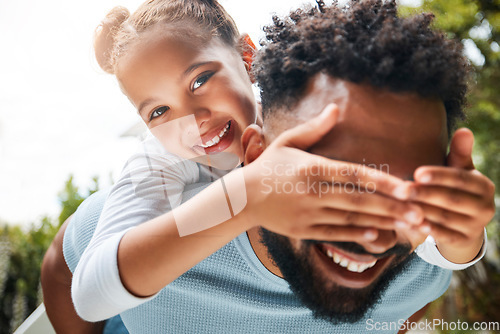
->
[[252, 0, 470, 133]]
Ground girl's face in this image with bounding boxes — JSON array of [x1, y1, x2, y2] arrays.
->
[[117, 27, 257, 168]]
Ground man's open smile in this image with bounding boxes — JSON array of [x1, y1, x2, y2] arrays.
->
[[314, 243, 396, 289], [259, 227, 415, 323]]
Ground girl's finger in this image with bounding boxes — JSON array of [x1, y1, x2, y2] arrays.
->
[[418, 202, 474, 235], [311, 208, 400, 230], [411, 184, 489, 217], [299, 225, 379, 242], [414, 166, 495, 197], [446, 128, 475, 170], [272, 103, 339, 150], [312, 184, 423, 224], [293, 154, 413, 200], [428, 221, 468, 246]]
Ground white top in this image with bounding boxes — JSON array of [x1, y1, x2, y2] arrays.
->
[[415, 233, 486, 270], [72, 134, 225, 321], [71, 134, 486, 322]]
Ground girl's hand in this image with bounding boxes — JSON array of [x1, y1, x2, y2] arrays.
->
[[240, 104, 422, 242], [410, 128, 495, 263]]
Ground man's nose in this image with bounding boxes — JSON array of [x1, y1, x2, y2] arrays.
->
[[358, 229, 398, 255]]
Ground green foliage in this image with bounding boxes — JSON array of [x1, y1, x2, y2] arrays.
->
[[401, 2, 500, 181], [0, 218, 56, 333], [0, 1, 499, 332], [58, 175, 99, 227], [0, 175, 99, 334], [420, 0, 500, 192], [400, 0, 500, 331]]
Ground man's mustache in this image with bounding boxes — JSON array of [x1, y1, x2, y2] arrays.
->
[[304, 240, 412, 259]]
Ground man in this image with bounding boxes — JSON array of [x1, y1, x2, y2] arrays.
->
[[242, 0, 494, 326], [42, 0, 494, 333]]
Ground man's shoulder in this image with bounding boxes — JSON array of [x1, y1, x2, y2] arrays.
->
[[62, 189, 110, 273]]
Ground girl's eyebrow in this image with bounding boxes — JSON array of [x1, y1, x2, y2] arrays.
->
[[182, 61, 211, 79], [138, 98, 156, 116]]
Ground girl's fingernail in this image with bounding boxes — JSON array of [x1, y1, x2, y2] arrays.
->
[[395, 220, 408, 229], [419, 225, 431, 233], [419, 174, 432, 183], [364, 230, 378, 240], [404, 210, 420, 224], [393, 184, 409, 200]]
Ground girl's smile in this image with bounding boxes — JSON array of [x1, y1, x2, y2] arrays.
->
[[195, 120, 234, 153], [117, 25, 257, 167]]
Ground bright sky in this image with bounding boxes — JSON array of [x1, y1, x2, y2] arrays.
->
[[0, 0, 319, 226], [2, 0, 473, 227]]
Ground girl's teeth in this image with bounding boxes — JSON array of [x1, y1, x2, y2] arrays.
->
[[201, 122, 230, 148], [324, 247, 378, 273], [220, 122, 229, 136]]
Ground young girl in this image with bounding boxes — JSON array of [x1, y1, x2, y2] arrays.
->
[[68, 0, 486, 331]]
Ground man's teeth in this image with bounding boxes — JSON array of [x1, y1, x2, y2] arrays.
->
[[325, 248, 377, 273], [200, 122, 230, 148]]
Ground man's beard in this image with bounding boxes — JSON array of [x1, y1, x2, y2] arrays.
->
[[259, 228, 414, 324]]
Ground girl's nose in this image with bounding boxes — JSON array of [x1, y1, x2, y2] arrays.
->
[[195, 108, 211, 130]]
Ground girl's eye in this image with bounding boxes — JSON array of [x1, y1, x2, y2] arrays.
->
[[192, 72, 214, 91], [150, 106, 170, 121]]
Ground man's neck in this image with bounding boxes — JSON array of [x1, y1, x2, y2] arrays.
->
[[246, 227, 283, 278]]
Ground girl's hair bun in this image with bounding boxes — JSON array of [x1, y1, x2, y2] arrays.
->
[[94, 6, 130, 74]]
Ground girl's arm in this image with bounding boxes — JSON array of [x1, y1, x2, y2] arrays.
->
[[72, 135, 203, 321], [72, 105, 416, 321]]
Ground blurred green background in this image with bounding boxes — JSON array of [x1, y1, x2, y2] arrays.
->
[[0, 0, 499, 333], [400, 0, 500, 333]]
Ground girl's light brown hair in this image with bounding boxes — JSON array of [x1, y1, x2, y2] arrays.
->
[[94, 0, 239, 74]]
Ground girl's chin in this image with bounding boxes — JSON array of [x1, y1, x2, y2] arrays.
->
[[190, 150, 242, 170]]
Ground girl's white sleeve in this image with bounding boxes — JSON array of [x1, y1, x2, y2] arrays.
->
[[415, 229, 487, 270], [72, 136, 199, 321]]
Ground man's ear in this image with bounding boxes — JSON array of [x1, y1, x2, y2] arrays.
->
[[238, 33, 257, 83], [241, 124, 265, 165]]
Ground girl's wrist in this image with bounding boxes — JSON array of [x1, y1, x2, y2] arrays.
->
[[216, 167, 257, 231], [234, 164, 263, 231]]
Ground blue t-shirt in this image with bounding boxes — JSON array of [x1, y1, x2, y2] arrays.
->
[[63, 189, 129, 334], [64, 190, 451, 334]]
